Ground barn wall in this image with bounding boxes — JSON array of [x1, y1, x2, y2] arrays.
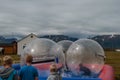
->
[[17, 34, 38, 55]]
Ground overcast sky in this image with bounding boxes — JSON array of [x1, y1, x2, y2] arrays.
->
[[0, 0, 120, 37]]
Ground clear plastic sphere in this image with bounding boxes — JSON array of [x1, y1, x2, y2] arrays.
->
[[66, 39, 105, 76], [57, 40, 73, 54], [21, 38, 57, 65], [57, 40, 73, 69]]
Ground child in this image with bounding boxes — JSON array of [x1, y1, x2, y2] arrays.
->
[[79, 64, 91, 76], [18, 54, 38, 80], [47, 63, 62, 80], [0, 56, 18, 80]]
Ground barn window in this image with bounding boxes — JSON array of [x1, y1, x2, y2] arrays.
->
[[31, 35, 33, 38], [23, 44, 26, 49]]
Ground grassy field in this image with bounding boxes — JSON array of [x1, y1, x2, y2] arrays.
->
[[105, 51, 120, 80], [0, 51, 120, 80], [0, 55, 20, 65]]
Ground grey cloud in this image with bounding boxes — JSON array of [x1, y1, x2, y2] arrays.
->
[[0, 0, 120, 37]]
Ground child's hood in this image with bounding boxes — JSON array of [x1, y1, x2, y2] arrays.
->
[[0, 67, 14, 79]]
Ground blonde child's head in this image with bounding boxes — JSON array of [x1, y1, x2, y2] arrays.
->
[[3, 56, 13, 66], [50, 63, 57, 72]]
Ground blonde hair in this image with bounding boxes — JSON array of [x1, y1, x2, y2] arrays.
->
[[3, 56, 13, 66], [25, 54, 33, 63], [50, 63, 57, 72]]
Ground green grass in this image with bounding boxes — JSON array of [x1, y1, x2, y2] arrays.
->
[[105, 51, 120, 80]]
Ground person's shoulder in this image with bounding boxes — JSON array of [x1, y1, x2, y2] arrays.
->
[[0, 67, 5, 73], [31, 66, 37, 70], [47, 75, 51, 80], [13, 69, 17, 73], [20, 65, 28, 70], [47, 74, 57, 80]]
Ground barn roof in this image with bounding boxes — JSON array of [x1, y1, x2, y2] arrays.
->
[[17, 33, 38, 42], [0, 43, 13, 47]]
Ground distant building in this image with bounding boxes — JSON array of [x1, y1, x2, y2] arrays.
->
[[0, 41, 17, 55], [17, 33, 38, 55]]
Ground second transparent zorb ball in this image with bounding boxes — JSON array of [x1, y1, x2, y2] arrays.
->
[[57, 40, 73, 69], [57, 40, 73, 53], [21, 38, 57, 65], [66, 39, 105, 76]]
